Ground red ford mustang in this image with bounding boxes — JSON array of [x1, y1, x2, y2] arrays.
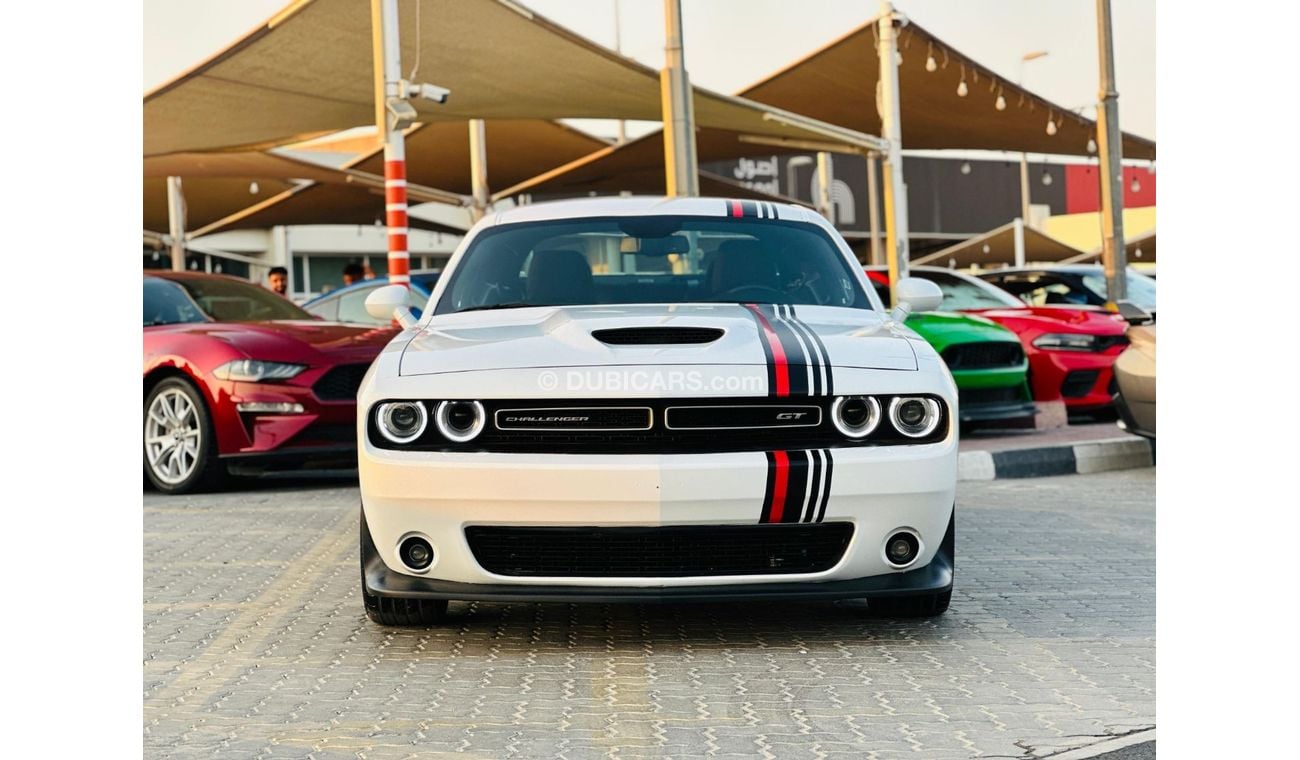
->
[[899, 267, 1129, 413], [143, 271, 395, 493]]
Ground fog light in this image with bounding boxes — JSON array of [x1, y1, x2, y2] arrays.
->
[[377, 401, 428, 444], [884, 531, 920, 567], [236, 402, 305, 414], [435, 400, 485, 442], [399, 536, 435, 571], [888, 397, 941, 438], [831, 396, 881, 438]]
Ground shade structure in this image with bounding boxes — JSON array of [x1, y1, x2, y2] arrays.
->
[[1062, 228, 1157, 264], [1042, 206, 1156, 253], [144, 0, 884, 157], [912, 221, 1085, 268], [738, 16, 1156, 159]]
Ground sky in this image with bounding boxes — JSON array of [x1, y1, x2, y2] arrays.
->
[[143, 0, 1156, 141]]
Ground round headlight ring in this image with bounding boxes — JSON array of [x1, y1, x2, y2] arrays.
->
[[831, 395, 881, 439], [435, 400, 485, 443], [377, 401, 428, 444], [888, 396, 942, 439]]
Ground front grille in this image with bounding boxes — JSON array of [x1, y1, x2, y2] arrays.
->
[[465, 523, 854, 577], [592, 326, 724, 345], [1061, 370, 1101, 398], [313, 364, 369, 401], [941, 342, 1025, 369], [958, 386, 1023, 406], [368, 396, 949, 453], [495, 406, 651, 430]]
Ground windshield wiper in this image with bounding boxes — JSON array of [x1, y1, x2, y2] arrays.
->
[[457, 302, 541, 313]]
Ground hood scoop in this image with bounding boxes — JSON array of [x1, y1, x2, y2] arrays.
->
[[591, 326, 724, 345]]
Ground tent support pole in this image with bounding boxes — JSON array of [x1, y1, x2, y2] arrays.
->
[[1095, 0, 1127, 304], [372, 0, 410, 287], [865, 151, 882, 266], [468, 119, 490, 222], [815, 152, 833, 222], [1013, 217, 1026, 267], [1019, 154, 1032, 226], [660, 0, 699, 196], [877, 2, 910, 307], [166, 176, 186, 272]]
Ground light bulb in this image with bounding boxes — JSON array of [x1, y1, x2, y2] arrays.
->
[[1041, 170, 1053, 186], [1046, 118, 1057, 136], [1130, 178, 1141, 193], [982, 244, 991, 254], [995, 94, 1006, 111], [957, 80, 968, 97], [960, 161, 972, 175], [249, 181, 259, 194], [1134, 247, 1143, 259], [926, 55, 937, 72], [948, 259, 957, 269], [1087, 138, 1097, 153]]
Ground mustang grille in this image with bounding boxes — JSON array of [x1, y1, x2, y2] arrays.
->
[[941, 342, 1025, 369], [465, 523, 854, 577], [591, 326, 724, 345], [313, 364, 369, 401]]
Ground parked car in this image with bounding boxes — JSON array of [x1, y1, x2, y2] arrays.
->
[[896, 267, 1130, 414], [356, 197, 958, 625], [303, 270, 441, 325], [1113, 321, 1156, 439], [865, 269, 1034, 428], [979, 265, 1156, 317], [144, 272, 393, 493]]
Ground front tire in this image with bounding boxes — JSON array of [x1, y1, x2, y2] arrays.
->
[[360, 510, 449, 626], [144, 376, 224, 494]]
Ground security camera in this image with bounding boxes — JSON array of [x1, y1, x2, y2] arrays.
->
[[400, 80, 451, 105]]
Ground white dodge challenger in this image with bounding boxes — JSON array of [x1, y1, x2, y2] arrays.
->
[[357, 197, 957, 625]]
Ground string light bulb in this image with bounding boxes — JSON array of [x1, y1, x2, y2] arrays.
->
[[249, 181, 260, 194], [995, 91, 1006, 111], [960, 161, 972, 175], [982, 244, 991, 254], [1134, 247, 1143, 259], [1041, 170, 1053, 186], [957, 79, 968, 97], [1045, 116, 1057, 136], [926, 54, 937, 72], [1131, 177, 1141, 193], [1087, 138, 1097, 153]]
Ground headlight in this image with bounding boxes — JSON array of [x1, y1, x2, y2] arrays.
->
[[213, 359, 305, 382], [435, 400, 485, 442], [1032, 333, 1100, 352], [889, 397, 942, 438], [376, 401, 428, 444], [831, 396, 881, 438]]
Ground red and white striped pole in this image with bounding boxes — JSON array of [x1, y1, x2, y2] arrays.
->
[[372, 0, 409, 288]]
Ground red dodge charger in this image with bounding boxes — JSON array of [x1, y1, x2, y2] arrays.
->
[[143, 272, 395, 493]]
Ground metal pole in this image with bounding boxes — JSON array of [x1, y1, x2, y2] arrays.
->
[[468, 119, 490, 222], [866, 151, 883, 266], [166, 176, 186, 272], [661, 0, 699, 196], [815, 152, 834, 222], [614, 0, 627, 144], [877, 2, 909, 306], [372, 0, 410, 287], [1019, 154, 1032, 227], [1013, 217, 1026, 267], [1095, 0, 1126, 304]]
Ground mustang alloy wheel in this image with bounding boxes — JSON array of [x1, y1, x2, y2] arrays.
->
[[144, 377, 222, 494]]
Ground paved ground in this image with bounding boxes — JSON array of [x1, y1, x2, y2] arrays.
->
[[144, 469, 1155, 759]]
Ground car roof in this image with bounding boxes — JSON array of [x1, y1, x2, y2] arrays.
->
[[484, 196, 820, 228], [302, 270, 440, 305]]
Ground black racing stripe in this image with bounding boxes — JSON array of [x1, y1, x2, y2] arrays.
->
[[763, 305, 810, 396], [760, 451, 777, 523], [805, 449, 824, 523], [790, 305, 834, 396], [723, 199, 732, 217], [815, 449, 834, 522], [745, 304, 779, 397], [741, 200, 758, 218], [783, 451, 811, 524], [782, 304, 822, 396]]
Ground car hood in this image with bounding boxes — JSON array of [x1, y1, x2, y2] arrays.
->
[[904, 311, 1017, 352], [963, 305, 1127, 334], [164, 320, 395, 363], [399, 304, 917, 375]]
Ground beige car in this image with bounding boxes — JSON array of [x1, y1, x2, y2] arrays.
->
[[1113, 323, 1155, 438]]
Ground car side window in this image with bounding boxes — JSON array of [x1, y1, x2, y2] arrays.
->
[[304, 294, 340, 321], [337, 286, 385, 325], [144, 278, 206, 326]]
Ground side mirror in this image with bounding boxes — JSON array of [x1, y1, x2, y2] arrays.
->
[[365, 284, 419, 329], [890, 277, 944, 323], [1114, 300, 1153, 326]]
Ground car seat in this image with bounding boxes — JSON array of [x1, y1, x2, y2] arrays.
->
[[525, 249, 595, 305], [706, 240, 780, 297]]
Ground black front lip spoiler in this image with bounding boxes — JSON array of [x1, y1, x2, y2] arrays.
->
[[958, 400, 1037, 423], [361, 511, 954, 604]]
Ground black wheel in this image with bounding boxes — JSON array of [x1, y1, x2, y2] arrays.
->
[[868, 506, 955, 618], [143, 376, 225, 494], [360, 510, 449, 626]]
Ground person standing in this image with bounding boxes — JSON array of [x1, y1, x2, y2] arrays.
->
[[343, 263, 365, 287]]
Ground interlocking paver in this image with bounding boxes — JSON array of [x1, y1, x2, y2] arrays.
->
[[144, 469, 1155, 758]]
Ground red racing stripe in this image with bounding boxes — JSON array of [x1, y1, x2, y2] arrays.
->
[[768, 450, 790, 523], [730, 200, 743, 218], [745, 304, 790, 396]]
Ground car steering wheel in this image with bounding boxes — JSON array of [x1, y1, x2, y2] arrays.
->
[[713, 285, 786, 302]]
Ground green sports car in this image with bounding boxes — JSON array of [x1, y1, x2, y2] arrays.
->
[[868, 271, 1036, 427]]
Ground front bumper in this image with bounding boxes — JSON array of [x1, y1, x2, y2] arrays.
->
[[1027, 350, 1122, 411]]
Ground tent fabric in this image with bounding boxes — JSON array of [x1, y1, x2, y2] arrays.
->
[[144, 0, 883, 157], [1061, 228, 1156, 264], [143, 151, 346, 183], [144, 176, 298, 233], [737, 16, 1156, 160], [1042, 206, 1156, 252], [911, 221, 1086, 268]]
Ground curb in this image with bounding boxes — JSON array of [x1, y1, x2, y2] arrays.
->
[[1045, 728, 1155, 759], [958, 435, 1153, 481]]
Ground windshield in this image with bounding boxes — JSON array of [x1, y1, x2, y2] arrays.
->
[[1083, 271, 1157, 311], [158, 276, 315, 323], [435, 215, 873, 315], [917, 270, 1024, 310]]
